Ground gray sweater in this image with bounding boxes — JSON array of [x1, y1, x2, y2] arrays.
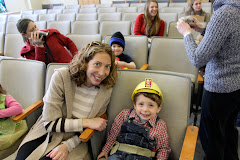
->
[[184, 0, 240, 93]]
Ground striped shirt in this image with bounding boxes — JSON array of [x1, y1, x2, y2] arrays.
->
[[44, 85, 98, 152]]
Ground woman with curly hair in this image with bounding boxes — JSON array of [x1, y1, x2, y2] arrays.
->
[[13, 42, 118, 160], [134, 0, 165, 39]]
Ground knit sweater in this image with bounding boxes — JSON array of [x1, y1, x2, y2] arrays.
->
[[184, 0, 240, 93]]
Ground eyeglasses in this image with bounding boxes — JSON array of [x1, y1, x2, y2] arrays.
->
[[86, 41, 102, 53]]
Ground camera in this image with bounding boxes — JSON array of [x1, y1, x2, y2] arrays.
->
[[181, 16, 195, 23], [36, 31, 49, 42]]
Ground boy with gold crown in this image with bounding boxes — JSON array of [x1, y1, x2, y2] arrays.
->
[[97, 79, 171, 160]]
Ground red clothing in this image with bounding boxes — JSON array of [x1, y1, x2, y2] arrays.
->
[[102, 109, 171, 160], [134, 14, 165, 36], [20, 28, 78, 63], [0, 96, 23, 118]]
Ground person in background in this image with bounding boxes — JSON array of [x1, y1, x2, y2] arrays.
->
[[110, 32, 136, 69], [16, 18, 78, 64], [176, 0, 240, 159], [0, 84, 26, 151], [134, 0, 165, 40], [13, 42, 118, 160], [184, 0, 210, 23], [97, 79, 171, 160], [0, 84, 22, 119]]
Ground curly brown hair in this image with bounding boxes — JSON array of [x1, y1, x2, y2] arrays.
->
[[68, 42, 118, 89], [144, 0, 161, 37]]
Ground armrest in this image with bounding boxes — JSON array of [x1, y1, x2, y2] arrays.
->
[[198, 73, 204, 84], [139, 64, 149, 70], [79, 113, 107, 142], [179, 125, 199, 160], [12, 100, 44, 123]]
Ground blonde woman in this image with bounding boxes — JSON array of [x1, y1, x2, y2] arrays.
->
[[185, 0, 209, 22], [134, 0, 165, 38]]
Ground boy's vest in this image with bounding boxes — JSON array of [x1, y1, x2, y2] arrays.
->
[[111, 109, 159, 158]]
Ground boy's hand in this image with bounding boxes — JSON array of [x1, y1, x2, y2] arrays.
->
[[97, 151, 108, 160], [46, 144, 68, 160], [116, 61, 126, 68], [82, 118, 107, 131]]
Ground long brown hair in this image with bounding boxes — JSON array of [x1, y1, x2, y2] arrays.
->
[[68, 42, 118, 89], [143, 0, 161, 37], [186, 0, 204, 15]]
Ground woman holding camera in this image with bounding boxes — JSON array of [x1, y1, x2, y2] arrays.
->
[[17, 18, 78, 64], [183, 0, 210, 23]]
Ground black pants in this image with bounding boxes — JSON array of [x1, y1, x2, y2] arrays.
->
[[16, 134, 51, 160], [199, 89, 240, 160]]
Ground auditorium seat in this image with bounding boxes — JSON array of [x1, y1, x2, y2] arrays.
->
[[98, 12, 121, 22], [100, 21, 131, 39], [66, 34, 101, 51], [47, 21, 71, 35], [72, 21, 99, 35], [76, 13, 97, 21]]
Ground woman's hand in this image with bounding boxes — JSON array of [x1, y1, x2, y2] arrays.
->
[[82, 118, 107, 131], [176, 19, 192, 36], [97, 151, 108, 160], [29, 31, 44, 47], [46, 144, 69, 160], [189, 17, 205, 33]]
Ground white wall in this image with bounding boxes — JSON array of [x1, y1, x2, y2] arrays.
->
[[4, 0, 29, 12], [29, 0, 42, 9]]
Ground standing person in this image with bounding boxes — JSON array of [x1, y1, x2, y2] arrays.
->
[[110, 31, 136, 69], [16, 18, 78, 64], [184, 0, 210, 22], [176, 0, 240, 159], [134, 0, 165, 39], [97, 79, 171, 160], [12, 42, 118, 160]]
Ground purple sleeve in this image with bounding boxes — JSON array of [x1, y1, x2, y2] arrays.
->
[[0, 96, 23, 118]]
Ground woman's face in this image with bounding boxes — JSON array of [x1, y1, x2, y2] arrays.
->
[[85, 52, 112, 87], [23, 21, 38, 38], [192, 0, 202, 12], [148, 2, 158, 18]]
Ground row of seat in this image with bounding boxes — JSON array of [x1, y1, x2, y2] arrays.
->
[[0, 19, 206, 57], [0, 5, 212, 22], [51, 2, 212, 10], [0, 54, 197, 160]]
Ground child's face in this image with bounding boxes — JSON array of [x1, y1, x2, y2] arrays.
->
[[85, 52, 111, 87], [134, 94, 161, 121], [111, 44, 123, 56]]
